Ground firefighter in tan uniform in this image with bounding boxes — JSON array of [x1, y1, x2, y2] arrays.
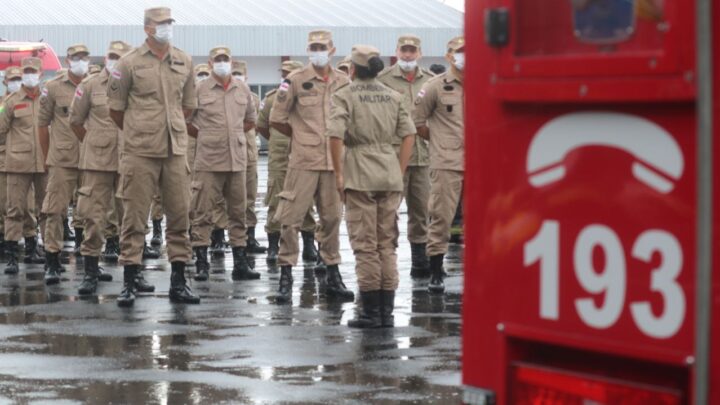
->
[[413, 36, 465, 294], [107, 7, 199, 307], [69, 41, 134, 295], [328, 45, 416, 328], [269, 29, 354, 303], [38, 44, 91, 283], [231, 60, 266, 254], [378, 34, 434, 278], [257, 60, 318, 265], [189, 46, 259, 282], [0, 67, 38, 257], [0, 57, 48, 276]]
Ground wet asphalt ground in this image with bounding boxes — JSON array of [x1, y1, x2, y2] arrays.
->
[[0, 156, 463, 404]]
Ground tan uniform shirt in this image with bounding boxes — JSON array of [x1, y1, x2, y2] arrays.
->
[[0, 89, 45, 173], [378, 64, 432, 166], [413, 71, 464, 172], [246, 92, 260, 166], [269, 64, 350, 171], [327, 78, 415, 192], [38, 72, 83, 168], [69, 69, 121, 172], [259, 89, 291, 173], [0, 93, 11, 172], [191, 76, 256, 172], [107, 41, 196, 158]]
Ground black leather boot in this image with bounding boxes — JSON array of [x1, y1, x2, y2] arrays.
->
[[169, 262, 200, 304], [0, 233, 5, 258], [63, 218, 74, 241], [266, 232, 280, 264], [410, 243, 430, 278], [97, 265, 113, 282], [326, 264, 355, 302], [142, 243, 161, 259], [117, 265, 138, 307], [4, 241, 19, 275], [232, 246, 260, 280], [428, 254, 445, 294], [44, 251, 61, 285], [193, 246, 209, 281], [78, 256, 99, 295], [151, 219, 163, 246], [348, 291, 382, 329], [276, 265, 293, 303], [380, 290, 396, 327], [134, 267, 156, 293], [102, 236, 119, 263], [73, 228, 84, 257], [245, 227, 267, 254], [24, 236, 45, 264], [209, 228, 226, 258], [301, 231, 318, 262], [314, 245, 327, 276]]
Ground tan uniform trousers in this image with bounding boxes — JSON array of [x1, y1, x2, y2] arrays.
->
[[345, 190, 402, 292], [6, 173, 47, 242], [0, 173, 37, 237], [77, 171, 119, 257], [118, 154, 191, 265], [190, 171, 247, 248], [403, 165, 430, 244], [265, 169, 316, 234], [427, 169, 464, 257], [42, 167, 83, 253], [246, 163, 258, 228], [151, 192, 164, 222], [277, 169, 341, 267], [104, 194, 124, 239]]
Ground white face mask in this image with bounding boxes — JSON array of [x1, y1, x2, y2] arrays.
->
[[309, 51, 330, 68], [6, 80, 21, 93], [105, 59, 117, 73], [22, 73, 40, 88], [213, 62, 231, 77], [153, 23, 173, 43], [69, 59, 89, 76], [397, 59, 417, 72], [453, 52, 465, 71], [233, 73, 246, 82]]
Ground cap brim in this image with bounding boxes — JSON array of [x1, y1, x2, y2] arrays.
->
[[150, 17, 175, 24], [308, 40, 331, 46]]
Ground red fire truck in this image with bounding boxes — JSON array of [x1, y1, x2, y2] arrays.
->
[[463, 0, 717, 404]]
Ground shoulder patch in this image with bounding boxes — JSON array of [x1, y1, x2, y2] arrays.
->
[[41, 87, 48, 97], [75, 87, 84, 99], [279, 81, 290, 92]]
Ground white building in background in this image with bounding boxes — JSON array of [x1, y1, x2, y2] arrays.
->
[[0, 0, 463, 97]]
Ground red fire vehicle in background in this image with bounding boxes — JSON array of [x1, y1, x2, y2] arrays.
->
[[0, 40, 62, 89], [463, 0, 718, 404]]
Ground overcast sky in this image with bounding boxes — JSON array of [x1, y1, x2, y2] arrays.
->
[[440, 0, 464, 11]]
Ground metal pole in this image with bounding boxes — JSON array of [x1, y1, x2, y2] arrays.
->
[[696, 0, 713, 403]]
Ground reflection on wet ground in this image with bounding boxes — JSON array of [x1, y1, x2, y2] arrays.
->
[[0, 157, 463, 404]]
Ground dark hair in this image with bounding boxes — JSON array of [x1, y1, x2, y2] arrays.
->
[[355, 56, 384, 79], [429, 63, 446, 75]]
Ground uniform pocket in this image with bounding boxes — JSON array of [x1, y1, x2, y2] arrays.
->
[[11, 142, 31, 153], [133, 67, 158, 95], [439, 136, 463, 150], [77, 185, 93, 197]]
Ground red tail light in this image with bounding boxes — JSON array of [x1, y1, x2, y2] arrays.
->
[[511, 363, 683, 405]]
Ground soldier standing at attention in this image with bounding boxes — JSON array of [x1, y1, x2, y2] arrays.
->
[[328, 45, 416, 328], [188, 46, 259, 282], [269, 29, 354, 303], [38, 44, 90, 283], [256, 60, 318, 266], [107, 7, 199, 307], [413, 36, 465, 294], [378, 35, 434, 278], [0, 58, 48, 276]]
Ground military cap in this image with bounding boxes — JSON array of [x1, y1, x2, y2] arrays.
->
[[336, 55, 351, 70], [194, 64, 211, 75], [308, 30, 332, 46], [107, 40, 132, 57], [21, 57, 41, 71], [351, 45, 380, 68], [447, 36, 465, 53], [209, 46, 231, 60], [397, 34, 421, 49], [231, 60, 247, 76], [4, 66, 22, 80], [281, 60, 305, 72], [145, 7, 174, 23], [67, 44, 89, 57], [88, 65, 102, 75]]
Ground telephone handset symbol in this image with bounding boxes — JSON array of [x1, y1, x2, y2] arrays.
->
[[527, 112, 684, 194]]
